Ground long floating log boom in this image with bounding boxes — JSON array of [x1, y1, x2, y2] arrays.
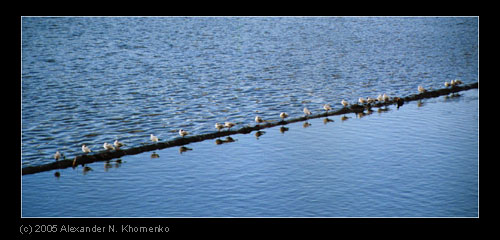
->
[[22, 82, 478, 175]]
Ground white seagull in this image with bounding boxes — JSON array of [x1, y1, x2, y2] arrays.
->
[[341, 100, 349, 107], [377, 94, 384, 102], [418, 85, 426, 93], [114, 140, 124, 149], [358, 97, 366, 104], [150, 134, 159, 143], [103, 142, 115, 151], [451, 79, 463, 86], [215, 123, 224, 132], [54, 151, 61, 161], [82, 144, 91, 153], [255, 115, 264, 124], [280, 112, 289, 120], [303, 107, 312, 117], [383, 93, 389, 102], [179, 129, 188, 137], [444, 81, 450, 87], [224, 122, 236, 130], [323, 104, 332, 112]]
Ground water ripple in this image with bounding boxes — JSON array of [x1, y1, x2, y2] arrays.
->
[[22, 17, 478, 166]]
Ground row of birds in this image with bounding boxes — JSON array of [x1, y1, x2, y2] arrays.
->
[[53, 80, 464, 161]]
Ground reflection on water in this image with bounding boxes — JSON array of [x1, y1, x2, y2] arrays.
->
[[150, 152, 160, 159], [254, 131, 265, 139], [179, 146, 193, 154], [82, 166, 93, 175], [104, 159, 123, 171], [323, 118, 334, 124], [215, 136, 237, 145], [279, 126, 289, 134]]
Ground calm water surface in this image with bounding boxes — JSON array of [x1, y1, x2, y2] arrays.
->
[[22, 89, 478, 217], [21, 17, 478, 167]]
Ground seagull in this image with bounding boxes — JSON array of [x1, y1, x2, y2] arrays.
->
[[323, 104, 332, 112], [451, 79, 463, 86], [82, 144, 91, 153], [150, 134, 159, 143], [54, 151, 61, 161], [255, 115, 264, 124], [444, 81, 450, 87], [303, 107, 312, 117], [358, 97, 366, 104], [367, 97, 376, 104], [224, 122, 236, 130], [179, 129, 188, 137], [280, 112, 289, 120], [114, 140, 124, 149], [418, 85, 426, 93], [377, 94, 384, 102], [341, 100, 349, 107], [383, 93, 389, 102], [215, 123, 224, 132], [103, 142, 115, 151]]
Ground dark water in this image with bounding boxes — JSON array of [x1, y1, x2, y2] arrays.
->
[[22, 89, 478, 217], [21, 17, 478, 167]]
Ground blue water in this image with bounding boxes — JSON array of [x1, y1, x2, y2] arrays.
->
[[21, 17, 478, 167], [22, 89, 478, 217], [21, 17, 478, 217]]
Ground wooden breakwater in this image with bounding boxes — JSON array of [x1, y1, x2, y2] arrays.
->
[[22, 82, 478, 175]]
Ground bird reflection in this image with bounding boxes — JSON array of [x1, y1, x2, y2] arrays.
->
[[82, 165, 93, 175], [366, 108, 373, 115], [104, 161, 112, 171], [151, 152, 160, 159], [377, 106, 390, 113], [417, 100, 424, 107], [303, 122, 311, 128], [104, 159, 123, 171], [179, 146, 193, 154], [356, 112, 366, 119], [444, 93, 461, 101], [215, 136, 236, 145], [279, 126, 289, 134], [341, 115, 350, 122], [255, 131, 265, 139], [323, 118, 334, 124]]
